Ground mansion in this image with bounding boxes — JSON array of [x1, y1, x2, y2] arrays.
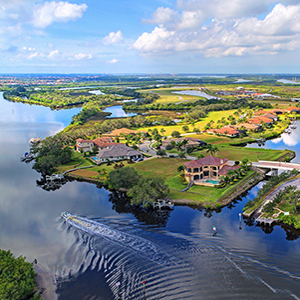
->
[[184, 155, 239, 185]]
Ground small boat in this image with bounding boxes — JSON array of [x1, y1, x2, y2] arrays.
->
[[29, 138, 42, 145]]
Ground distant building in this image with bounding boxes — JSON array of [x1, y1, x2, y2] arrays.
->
[[102, 127, 138, 137], [162, 137, 207, 149], [207, 126, 240, 137]]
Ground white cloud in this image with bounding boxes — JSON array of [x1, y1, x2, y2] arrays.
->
[[32, 1, 87, 28], [107, 58, 118, 63], [49, 49, 60, 58], [143, 7, 179, 25], [133, 2, 300, 57], [102, 30, 123, 45], [74, 53, 92, 60]]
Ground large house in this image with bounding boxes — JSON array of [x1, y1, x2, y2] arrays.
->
[[96, 144, 142, 163], [76, 137, 115, 152], [248, 116, 274, 126], [76, 139, 94, 153], [207, 126, 240, 137], [284, 107, 300, 114], [162, 137, 207, 149], [183, 155, 239, 185], [230, 123, 261, 132]]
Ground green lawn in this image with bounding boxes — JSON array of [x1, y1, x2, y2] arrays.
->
[[56, 152, 95, 173], [192, 146, 290, 162]]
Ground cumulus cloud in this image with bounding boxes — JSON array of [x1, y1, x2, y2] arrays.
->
[[102, 31, 123, 45], [107, 58, 119, 63], [32, 1, 87, 28], [74, 53, 92, 59], [133, 2, 300, 57]]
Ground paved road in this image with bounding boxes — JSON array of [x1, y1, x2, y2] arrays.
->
[[253, 161, 300, 171], [258, 177, 300, 214]]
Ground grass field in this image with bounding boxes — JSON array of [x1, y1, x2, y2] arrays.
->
[[137, 109, 237, 136], [55, 152, 95, 173], [63, 156, 258, 205], [192, 145, 290, 162], [138, 87, 203, 104]]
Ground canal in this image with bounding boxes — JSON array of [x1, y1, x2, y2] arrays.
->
[[1, 93, 300, 299]]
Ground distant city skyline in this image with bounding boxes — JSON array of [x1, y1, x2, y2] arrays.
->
[[1, 0, 300, 73]]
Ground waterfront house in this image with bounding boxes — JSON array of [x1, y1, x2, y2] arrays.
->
[[92, 137, 116, 150], [76, 137, 116, 152], [96, 144, 142, 163], [76, 139, 94, 152], [183, 155, 239, 186]]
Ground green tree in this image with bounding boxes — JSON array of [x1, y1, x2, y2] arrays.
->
[[32, 137, 72, 175], [0, 249, 42, 300], [92, 145, 98, 155], [178, 151, 186, 158], [171, 131, 181, 138], [128, 177, 170, 206], [206, 144, 219, 156], [182, 125, 189, 132], [106, 167, 140, 190], [177, 165, 184, 173], [157, 149, 166, 156]]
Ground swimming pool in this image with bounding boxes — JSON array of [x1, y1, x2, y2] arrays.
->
[[206, 180, 219, 184]]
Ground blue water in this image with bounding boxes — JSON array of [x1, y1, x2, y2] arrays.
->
[[103, 105, 137, 118], [206, 179, 219, 184], [2, 92, 300, 299]]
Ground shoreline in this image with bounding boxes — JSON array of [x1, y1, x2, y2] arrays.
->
[[66, 167, 265, 209]]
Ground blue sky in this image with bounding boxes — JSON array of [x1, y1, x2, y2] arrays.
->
[[2, 0, 300, 73]]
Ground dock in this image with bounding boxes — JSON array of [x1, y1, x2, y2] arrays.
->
[[153, 199, 174, 210]]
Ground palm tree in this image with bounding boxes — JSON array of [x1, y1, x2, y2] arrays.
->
[[226, 170, 235, 181], [206, 144, 219, 156], [175, 141, 183, 151]]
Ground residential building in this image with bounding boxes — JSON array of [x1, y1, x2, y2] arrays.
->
[[162, 137, 207, 149], [96, 144, 142, 163], [230, 123, 261, 132], [75, 139, 94, 152], [183, 155, 239, 185], [207, 126, 240, 137], [76, 137, 116, 152]]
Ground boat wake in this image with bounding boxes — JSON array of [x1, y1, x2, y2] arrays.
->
[[61, 212, 177, 266]]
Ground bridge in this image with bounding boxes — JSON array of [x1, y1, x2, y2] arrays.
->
[[252, 160, 300, 174]]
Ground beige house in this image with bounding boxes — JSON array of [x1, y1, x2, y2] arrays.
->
[[76, 139, 94, 152], [183, 155, 239, 185]]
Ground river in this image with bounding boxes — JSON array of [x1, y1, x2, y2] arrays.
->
[[1, 93, 300, 299]]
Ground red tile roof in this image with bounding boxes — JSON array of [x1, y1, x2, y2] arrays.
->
[[208, 127, 239, 135], [76, 138, 92, 143], [184, 155, 228, 168], [219, 165, 240, 176], [92, 137, 116, 148]]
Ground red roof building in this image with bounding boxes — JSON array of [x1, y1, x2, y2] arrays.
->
[[207, 126, 240, 137], [183, 155, 239, 185]]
